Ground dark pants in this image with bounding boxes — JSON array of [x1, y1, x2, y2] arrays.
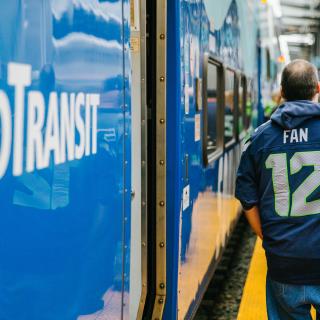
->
[[267, 275, 320, 320]]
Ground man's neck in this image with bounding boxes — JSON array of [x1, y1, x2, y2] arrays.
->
[[312, 94, 319, 102]]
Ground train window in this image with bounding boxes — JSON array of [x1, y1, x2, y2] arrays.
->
[[245, 79, 253, 129], [238, 75, 246, 135], [202, 54, 223, 166], [207, 63, 218, 152], [224, 69, 236, 144], [266, 49, 271, 80]]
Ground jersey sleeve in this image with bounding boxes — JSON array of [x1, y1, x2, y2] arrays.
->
[[235, 140, 259, 210]]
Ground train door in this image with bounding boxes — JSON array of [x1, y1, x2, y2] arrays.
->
[[129, 0, 148, 318], [129, 0, 167, 318], [142, 0, 167, 319], [0, 1, 131, 319]]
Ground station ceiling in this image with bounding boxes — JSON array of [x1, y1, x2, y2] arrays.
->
[[279, 0, 320, 60]]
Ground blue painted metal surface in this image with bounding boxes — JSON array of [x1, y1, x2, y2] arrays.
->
[[0, 1, 131, 319], [164, 1, 260, 318], [122, 0, 132, 317], [0, 0, 266, 318], [164, 0, 182, 319]]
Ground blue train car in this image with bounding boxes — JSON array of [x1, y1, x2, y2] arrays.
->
[[0, 1, 133, 319], [163, 1, 262, 318], [0, 0, 277, 319]]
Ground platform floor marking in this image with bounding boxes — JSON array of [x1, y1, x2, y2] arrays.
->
[[237, 238, 316, 320]]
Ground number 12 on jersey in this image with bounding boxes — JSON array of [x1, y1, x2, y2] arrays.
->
[[266, 151, 320, 217]]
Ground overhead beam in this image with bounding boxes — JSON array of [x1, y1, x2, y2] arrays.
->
[[282, 16, 320, 26], [281, 5, 320, 18], [281, 27, 320, 33], [280, 0, 320, 8]]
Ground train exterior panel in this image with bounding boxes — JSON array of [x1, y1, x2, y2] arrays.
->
[[0, 0, 274, 319], [0, 1, 134, 319], [165, 1, 261, 319]]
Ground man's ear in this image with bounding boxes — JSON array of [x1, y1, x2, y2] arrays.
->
[[280, 85, 285, 98], [318, 82, 320, 93]]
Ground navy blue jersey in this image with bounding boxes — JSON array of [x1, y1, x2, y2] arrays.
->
[[236, 100, 320, 284]]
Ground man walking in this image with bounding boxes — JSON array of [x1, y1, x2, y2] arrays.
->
[[236, 59, 320, 319]]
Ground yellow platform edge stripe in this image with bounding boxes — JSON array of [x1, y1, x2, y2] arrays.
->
[[237, 237, 316, 320]]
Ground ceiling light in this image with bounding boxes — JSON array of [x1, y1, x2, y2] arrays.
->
[[269, 0, 282, 18], [279, 33, 315, 46]]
